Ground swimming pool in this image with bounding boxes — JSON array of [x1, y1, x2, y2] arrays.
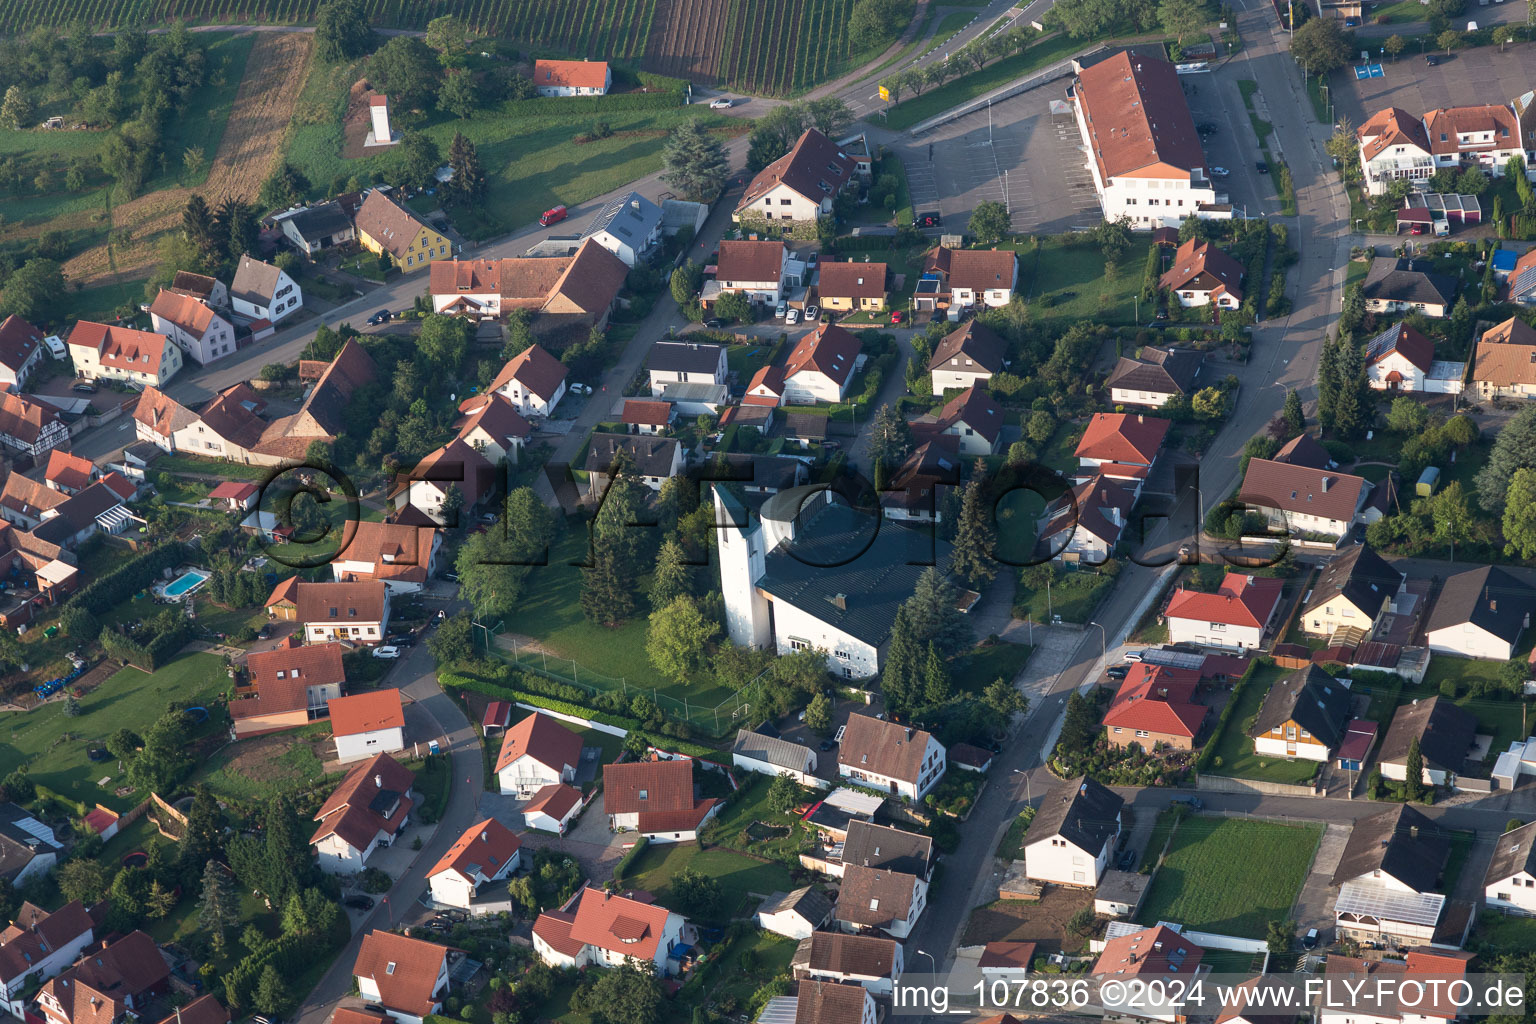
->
[[164, 569, 211, 598]]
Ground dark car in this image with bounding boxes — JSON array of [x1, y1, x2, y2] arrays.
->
[[367, 309, 391, 326], [343, 895, 374, 910], [71, 382, 97, 393], [1302, 928, 1319, 949], [819, 740, 834, 752], [1106, 665, 1130, 680], [914, 211, 941, 228], [1425, 54, 1439, 65], [1118, 849, 1137, 871], [1197, 122, 1219, 135], [363, 1006, 389, 1017], [704, 318, 726, 329], [1171, 795, 1205, 811], [1255, 161, 1270, 174]]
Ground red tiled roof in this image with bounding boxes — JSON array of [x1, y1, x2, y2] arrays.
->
[[295, 580, 389, 624], [0, 314, 43, 375], [1159, 238, 1245, 302], [428, 818, 521, 882], [530, 909, 583, 957], [533, 59, 610, 91], [784, 322, 861, 387], [636, 798, 719, 834], [354, 190, 432, 260], [796, 980, 870, 1024], [715, 240, 786, 283], [745, 364, 786, 404], [1075, 51, 1205, 180], [236, 639, 345, 720], [979, 940, 1038, 969], [1075, 412, 1170, 466], [1358, 107, 1432, 161], [566, 887, 675, 960], [1093, 924, 1204, 977], [265, 575, 300, 608], [1239, 457, 1366, 523], [328, 689, 404, 737], [352, 930, 449, 1017], [1164, 572, 1283, 628], [0, 901, 93, 984], [0, 392, 64, 447], [453, 393, 531, 448], [1423, 104, 1519, 155], [817, 261, 887, 301], [495, 712, 584, 774], [132, 387, 198, 439], [208, 481, 259, 501], [44, 451, 95, 492], [489, 343, 567, 402], [149, 289, 219, 337], [622, 399, 674, 426], [331, 1010, 389, 1024], [1102, 665, 1206, 739], [603, 757, 696, 815], [68, 322, 169, 376], [333, 520, 439, 586], [312, 754, 415, 851], [481, 701, 510, 730], [524, 783, 582, 821]]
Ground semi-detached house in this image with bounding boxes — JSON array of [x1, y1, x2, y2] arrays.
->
[[1358, 107, 1436, 195], [148, 289, 236, 365]]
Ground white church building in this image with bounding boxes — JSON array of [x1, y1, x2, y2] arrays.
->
[[715, 485, 954, 680]]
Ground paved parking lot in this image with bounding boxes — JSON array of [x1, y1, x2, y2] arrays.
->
[[1334, 40, 1536, 128], [1184, 69, 1276, 218]]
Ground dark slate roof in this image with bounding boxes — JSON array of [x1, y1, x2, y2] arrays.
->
[[759, 885, 833, 926], [587, 191, 662, 245], [755, 499, 951, 648], [1303, 543, 1400, 619], [1362, 258, 1457, 307], [732, 729, 813, 771], [647, 341, 724, 375], [285, 201, 353, 243], [1029, 775, 1123, 855], [1105, 346, 1204, 397], [1331, 804, 1448, 892], [1248, 665, 1352, 749], [584, 433, 680, 478], [1484, 821, 1536, 886], [841, 821, 933, 878], [1379, 696, 1477, 772], [1424, 564, 1535, 644]]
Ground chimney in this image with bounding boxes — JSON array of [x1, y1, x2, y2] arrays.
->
[[1410, 825, 1420, 839], [905, 727, 914, 741], [480, 830, 488, 842], [375, 774, 383, 788], [831, 593, 847, 611], [1322, 477, 1331, 492]]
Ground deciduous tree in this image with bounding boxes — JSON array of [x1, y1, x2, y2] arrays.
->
[[645, 595, 718, 683], [315, 0, 372, 62], [1290, 17, 1351, 74], [969, 200, 1011, 244]]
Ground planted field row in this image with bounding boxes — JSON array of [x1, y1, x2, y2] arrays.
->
[[715, 0, 858, 95]]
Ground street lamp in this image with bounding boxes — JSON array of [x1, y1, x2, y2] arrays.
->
[[916, 949, 938, 977], [1012, 767, 1033, 804], [1086, 621, 1108, 680]]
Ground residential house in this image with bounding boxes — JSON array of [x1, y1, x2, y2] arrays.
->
[[1239, 457, 1370, 540], [352, 930, 452, 1024], [734, 129, 855, 230], [1332, 805, 1451, 945], [919, 386, 1003, 456], [532, 887, 686, 975], [532, 59, 611, 96], [1214, 978, 1300, 1024], [1472, 316, 1536, 400], [792, 981, 876, 1024], [230, 254, 302, 325], [0, 393, 68, 459], [295, 580, 391, 645], [646, 341, 728, 397], [1072, 50, 1221, 227], [1424, 103, 1525, 172], [1424, 564, 1535, 660], [1361, 258, 1457, 318], [1159, 238, 1246, 308], [427, 818, 522, 911], [582, 191, 661, 266], [168, 270, 228, 308], [1249, 665, 1352, 762], [1365, 322, 1437, 392], [149, 289, 236, 365], [1358, 107, 1436, 195], [841, 821, 933, 880], [602, 757, 720, 842], [921, 246, 1018, 313], [1075, 412, 1170, 491], [1378, 697, 1477, 788], [391, 439, 496, 525], [1092, 925, 1207, 1021], [25, 476, 138, 550], [1036, 473, 1136, 564], [979, 944, 1037, 982], [153, 995, 228, 1024], [1023, 775, 1123, 887], [495, 712, 583, 796], [793, 932, 902, 996], [816, 261, 887, 313], [1509, 247, 1536, 305], [0, 315, 45, 391], [882, 436, 960, 524], [355, 189, 451, 272], [833, 863, 926, 939], [0, 901, 96, 1016], [1163, 571, 1283, 651], [1102, 664, 1207, 751], [1318, 952, 1472, 1024], [782, 323, 861, 404], [310, 753, 415, 874], [453, 393, 531, 462], [1484, 820, 1536, 916], [756, 887, 834, 940], [521, 784, 583, 834], [34, 930, 168, 1024], [207, 481, 259, 511], [330, 520, 443, 594], [1300, 543, 1405, 640], [712, 241, 788, 306], [488, 343, 567, 417], [278, 200, 355, 255], [430, 242, 628, 333], [1106, 345, 1203, 407], [837, 713, 945, 801], [43, 451, 96, 495], [927, 319, 1007, 395], [68, 322, 182, 389], [230, 637, 345, 738], [583, 433, 684, 493], [731, 728, 820, 787], [621, 399, 674, 435], [328, 689, 406, 763]]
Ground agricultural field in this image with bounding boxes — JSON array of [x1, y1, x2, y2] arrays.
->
[[0, 0, 900, 96], [1137, 815, 1322, 938]]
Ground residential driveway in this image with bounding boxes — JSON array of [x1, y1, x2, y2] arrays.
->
[[1291, 822, 1349, 942], [475, 788, 626, 882]]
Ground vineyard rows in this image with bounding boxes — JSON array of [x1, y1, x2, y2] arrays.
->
[[1, 0, 863, 96]]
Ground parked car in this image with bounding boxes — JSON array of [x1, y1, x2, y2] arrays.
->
[[1197, 122, 1219, 135], [889, 310, 905, 325], [1106, 665, 1130, 680], [1210, 166, 1230, 177], [1303, 928, 1319, 949], [1170, 795, 1205, 811], [539, 204, 568, 226], [1118, 849, 1137, 871], [774, 302, 788, 319], [570, 383, 593, 395], [367, 309, 391, 326], [914, 211, 941, 228], [1424, 54, 1439, 65], [343, 895, 374, 910], [805, 251, 819, 267], [704, 318, 726, 329], [1255, 161, 1270, 173], [805, 305, 821, 321], [372, 645, 401, 660], [786, 307, 801, 325], [71, 382, 97, 393], [709, 96, 733, 109], [1123, 650, 1143, 662], [363, 1006, 388, 1017], [819, 740, 834, 752]]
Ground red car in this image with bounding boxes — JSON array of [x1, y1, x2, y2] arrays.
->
[[889, 310, 905, 325], [539, 204, 568, 227]]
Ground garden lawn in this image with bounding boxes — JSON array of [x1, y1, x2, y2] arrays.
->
[[1204, 663, 1321, 785], [1013, 568, 1113, 624], [1474, 910, 1536, 953], [687, 929, 797, 1017], [191, 722, 331, 806], [0, 653, 228, 811], [964, 643, 1034, 691], [706, 775, 812, 865], [1136, 816, 1321, 937], [1017, 237, 1140, 325], [622, 843, 797, 926], [994, 489, 1044, 565]]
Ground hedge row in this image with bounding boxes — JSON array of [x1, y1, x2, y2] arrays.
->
[[612, 835, 649, 885], [98, 620, 195, 672], [500, 90, 685, 119], [1193, 658, 1262, 773], [224, 927, 338, 1009], [68, 542, 191, 616], [438, 670, 719, 759]]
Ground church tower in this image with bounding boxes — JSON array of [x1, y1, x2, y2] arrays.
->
[[713, 486, 771, 649]]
